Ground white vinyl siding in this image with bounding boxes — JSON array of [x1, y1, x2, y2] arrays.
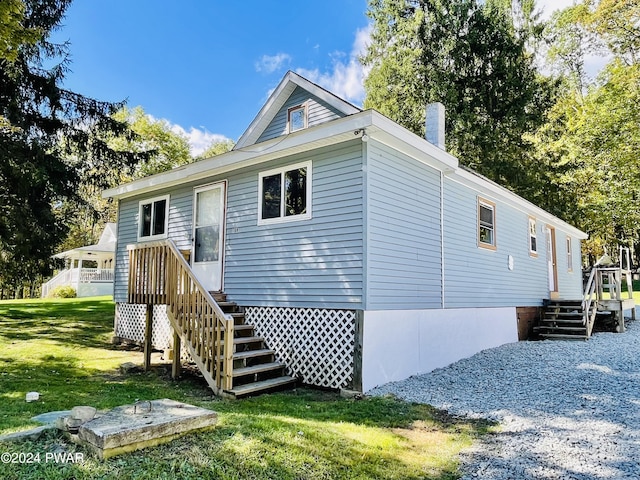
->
[[257, 86, 344, 143]]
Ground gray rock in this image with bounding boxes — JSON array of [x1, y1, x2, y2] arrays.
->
[[369, 313, 640, 479]]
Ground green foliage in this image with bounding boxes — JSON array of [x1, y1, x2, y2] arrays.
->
[[0, 0, 39, 64], [533, 60, 640, 256], [0, 297, 491, 479], [363, 0, 552, 196], [47, 285, 76, 298], [110, 106, 192, 177], [195, 139, 235, 160], [0, 0, 145, 294]]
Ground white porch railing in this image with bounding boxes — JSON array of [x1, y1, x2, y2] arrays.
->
[[41, 268, 114, 297]]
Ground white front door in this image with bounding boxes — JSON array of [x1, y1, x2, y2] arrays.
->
[[545, 226, 558, 296], [192, 182, 226, 292]]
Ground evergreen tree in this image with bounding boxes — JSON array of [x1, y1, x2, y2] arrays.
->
[[0, 0, 143, 297], [362, 0, 553, 197]]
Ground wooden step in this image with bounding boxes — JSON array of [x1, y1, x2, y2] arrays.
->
[[227, 376, 297, 398], [233, 336, 264, 345], [541, 317, 585, 324], [535, 326, 587, 333], [232, 361, 286, 378], [538, 333, 588, 341], [209, 292, 227, 302], [233, 348, 275, 361]]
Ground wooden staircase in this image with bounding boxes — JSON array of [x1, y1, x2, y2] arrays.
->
[[534, 261, 636, 340], [127, 240, 296, 398], [211, 292, 297, 398], [534, 300, 595, 340]]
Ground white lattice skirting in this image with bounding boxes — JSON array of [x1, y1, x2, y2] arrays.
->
[[114, 303, 173, 350], [245, 307, 357, 390]]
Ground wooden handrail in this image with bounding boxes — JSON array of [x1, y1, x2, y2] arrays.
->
[[583, 267, 598, 336], [127, 240, 235, 392]]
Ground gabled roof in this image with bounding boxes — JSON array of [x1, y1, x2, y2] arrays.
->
[[234, 70, 361, 149], [102, 72, 587, 240], [53, 223, 117, 259]]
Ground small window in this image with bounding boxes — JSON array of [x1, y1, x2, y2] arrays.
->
[[567, 236, 573, 271], [528, 216, 538, 256], [287, 104, 307, 133], [478, 198, 496, 250], [258, 161, 312, 225], [138, 195, 169, 240]]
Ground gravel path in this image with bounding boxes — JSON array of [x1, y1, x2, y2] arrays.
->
[[369, 317, 640, 479]]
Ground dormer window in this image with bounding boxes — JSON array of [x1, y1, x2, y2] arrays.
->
[[288, 104, 307, 133]]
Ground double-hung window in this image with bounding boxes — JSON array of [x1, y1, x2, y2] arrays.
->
[[566, 236, 573, 271], [478, 197, 496, 250], [258, 161, 312, 225], [528, 216, 538, 256], [138, 195, 169, 241]]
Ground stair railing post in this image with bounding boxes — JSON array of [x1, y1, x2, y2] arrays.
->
[[224, 317, 234, 391], [143, 303, 153, 371]]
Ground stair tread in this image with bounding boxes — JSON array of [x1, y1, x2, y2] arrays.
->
[[233, 336, 264, 344], [535, 326, 587, 332], [539, 334, 588, 340], [541, 318, 585, 324], [233, 348, 274, 360], [228, 376, 296, 397], [233, 361, 286, 377]]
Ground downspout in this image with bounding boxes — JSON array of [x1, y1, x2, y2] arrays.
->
[[440, 171, 445, 309]]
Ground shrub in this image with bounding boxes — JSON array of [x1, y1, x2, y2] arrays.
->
[[48, 286, 77, 298]]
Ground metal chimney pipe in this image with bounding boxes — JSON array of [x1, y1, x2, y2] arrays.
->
[[425, 102, 445, 150]]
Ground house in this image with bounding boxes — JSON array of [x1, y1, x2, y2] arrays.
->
[[41, 223, 116, 298], [103, 71, 587, 396]]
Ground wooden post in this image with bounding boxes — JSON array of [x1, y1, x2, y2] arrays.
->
[[172, 330, 181, 379], [351, 310, 364, 393], [144, 304, 153, 371]]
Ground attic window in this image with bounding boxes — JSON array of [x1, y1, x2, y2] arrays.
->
[[258, 161, 312, 225], [288, 104, 307, 133]]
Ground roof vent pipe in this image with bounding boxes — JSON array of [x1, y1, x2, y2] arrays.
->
[[425, 102, 445, 150]]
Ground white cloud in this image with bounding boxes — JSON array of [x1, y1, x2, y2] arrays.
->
[[536, 0, 576, 20], [255, 53, 292, 73], [296, 25, 372, 106], [169, 123, 231, 157]]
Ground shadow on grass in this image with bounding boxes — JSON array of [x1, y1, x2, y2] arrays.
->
[[0, 298, 115, 348]]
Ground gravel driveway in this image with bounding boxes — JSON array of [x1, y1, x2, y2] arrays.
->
[[369, 316, 640, 479]]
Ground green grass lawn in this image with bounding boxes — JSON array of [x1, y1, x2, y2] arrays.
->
[[0, 297, 492, 480]]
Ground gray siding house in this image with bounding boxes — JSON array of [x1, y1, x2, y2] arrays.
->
[[104, 72, 587, 393]]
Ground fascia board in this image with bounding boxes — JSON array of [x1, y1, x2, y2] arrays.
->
[[369, 111, 459, 173], [451, 168, 588, 240], [235, 71, 361, 150], [103, 111, 375, 200]]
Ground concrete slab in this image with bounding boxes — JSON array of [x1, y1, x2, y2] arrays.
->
[[0, 425, 52, 443], [74, 399, 217, 459], [31, 410, 72, 425]]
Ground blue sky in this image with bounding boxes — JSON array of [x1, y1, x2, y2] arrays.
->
[[53, 1, 371, 154], [53, 0, 581, 155]]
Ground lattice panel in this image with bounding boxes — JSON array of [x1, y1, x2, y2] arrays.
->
[[245, 307, 356, 389], [115, 303, 173, 350]]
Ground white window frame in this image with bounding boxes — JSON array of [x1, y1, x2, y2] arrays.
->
[[258, 161, 312, 226], [528, 216, 538, 257], [287, 104, 308, 133], [478, 197, 497, 250], [137, 194, 170, 241], [567, 235, 573, 272]]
